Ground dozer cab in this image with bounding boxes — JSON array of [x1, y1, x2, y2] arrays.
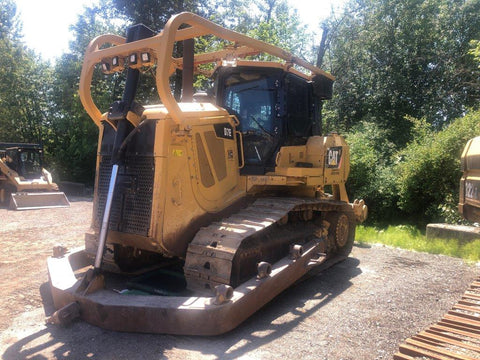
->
[[47, 12, 367, 335], [0, 143, 69, 210]]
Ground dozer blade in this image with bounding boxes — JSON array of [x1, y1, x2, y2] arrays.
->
[[9, 192, 70, 210], [47, 238, 334, 335]]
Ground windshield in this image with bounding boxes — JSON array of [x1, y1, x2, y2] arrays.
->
[[223, 78, 276, 134], [7, 148, 43, 178]]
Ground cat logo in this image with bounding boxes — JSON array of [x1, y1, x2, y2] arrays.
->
[[326, 147, 342, 168]]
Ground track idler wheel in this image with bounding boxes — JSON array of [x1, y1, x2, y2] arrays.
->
[[335, 214, 350, 248], [325, 211, 356, 256]]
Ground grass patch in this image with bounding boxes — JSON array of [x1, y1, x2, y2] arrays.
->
[[355, 225, 480, 262]]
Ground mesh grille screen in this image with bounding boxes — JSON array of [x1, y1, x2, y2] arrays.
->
[[95, 155, 154, 236]]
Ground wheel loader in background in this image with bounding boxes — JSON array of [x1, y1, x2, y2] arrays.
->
[[0, 143, 69, 210], [47, 12, 367, 335]]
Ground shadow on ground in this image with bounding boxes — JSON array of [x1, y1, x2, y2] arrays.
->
[[3, 257, 361, 360]]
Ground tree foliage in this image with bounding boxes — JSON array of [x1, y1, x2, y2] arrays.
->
[[0, 0, 21, 41], [0, 0, 52, 145], [396, 111, 480, 224], [214, 0, 313, 59], [345, 121, 398, 223], [323, 0, 480, 146], [471, 40, 480, 66], [346, 110, 480, 226], [111, 0, 202, 32], [46, 2, 124, 182]]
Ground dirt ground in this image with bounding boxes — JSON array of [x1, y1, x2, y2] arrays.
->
[[0, 198, 478, 360]]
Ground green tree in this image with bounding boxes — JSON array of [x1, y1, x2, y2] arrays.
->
[[215, 0, 313, 59], [470, 40, 480, 66], [345, 121, 398, 223], [323, 0, 480, 145], [0, 0, 53, 144], [111, 0, 201, 32], [46, 2, 124, 183], [247, 0, 312, 59], [0, 0, 21, 41]]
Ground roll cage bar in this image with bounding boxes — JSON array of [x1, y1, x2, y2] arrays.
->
[[79, 12, 334, 127]]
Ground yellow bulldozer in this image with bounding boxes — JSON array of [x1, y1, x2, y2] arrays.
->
[[47, 12, 367, 335], [0, 143, 69, 210]]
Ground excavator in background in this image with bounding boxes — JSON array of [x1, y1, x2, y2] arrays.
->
[[47, 12, 367, 335], [0, 143, 69, 210]]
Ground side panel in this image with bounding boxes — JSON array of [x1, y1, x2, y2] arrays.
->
[[159, 116, 245, 257], [145, 114, 246, 259], [270, 134, 349, 200], [160, 142, 206, 257], [323, 134, 350, 185], [188, 120, 243, 211]]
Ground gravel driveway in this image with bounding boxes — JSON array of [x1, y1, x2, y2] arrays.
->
[[0, 199, 477, 359]]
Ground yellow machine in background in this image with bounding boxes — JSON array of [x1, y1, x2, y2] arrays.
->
[[459, 136, 480, 222], [47, 12, 366, 334], [0, 143, 69, 210]]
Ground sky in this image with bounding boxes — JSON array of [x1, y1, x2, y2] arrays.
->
[[14, 0, 345, 61]]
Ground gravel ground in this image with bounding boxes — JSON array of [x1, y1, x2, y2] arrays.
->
[[0, 198, 478, 359]]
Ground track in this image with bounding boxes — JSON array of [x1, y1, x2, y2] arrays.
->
[[394, 276, 480, 360], [184, 197, 355, 293]]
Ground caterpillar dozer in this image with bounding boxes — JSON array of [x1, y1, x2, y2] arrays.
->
[[0, 143, 69, 210], [47, 12, 367, 335]]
